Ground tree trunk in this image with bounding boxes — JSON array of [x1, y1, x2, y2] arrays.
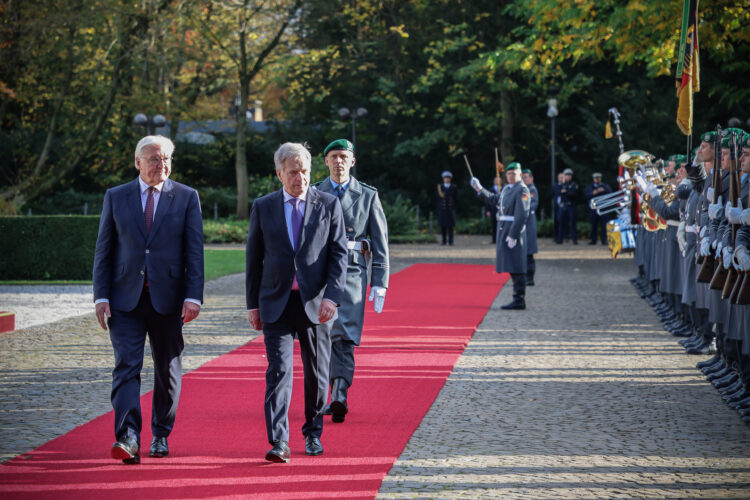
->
[[235, 23, 250, 220], [500, 86, 514, 163]]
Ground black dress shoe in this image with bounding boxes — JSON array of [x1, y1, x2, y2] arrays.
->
[[265, 440, 290, 463], [500, 300, 526, 310], [149, 436, 169, 458], [526, 279, 535, 286], [304, 435, 323, 456], [111, 436, 140, 464]]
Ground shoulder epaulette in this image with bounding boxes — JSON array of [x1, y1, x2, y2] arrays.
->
[[311, 180, 324, 187], [359, 181, 377, 192]]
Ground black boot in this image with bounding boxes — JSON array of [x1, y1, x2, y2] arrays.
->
[[329, 377, 349, 423], [501, 293, 526, 310]]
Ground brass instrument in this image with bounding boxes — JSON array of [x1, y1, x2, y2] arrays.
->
[[625, 150, 669, 232]]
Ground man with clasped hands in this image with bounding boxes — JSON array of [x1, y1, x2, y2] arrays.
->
[[246, 142, 348, 463]]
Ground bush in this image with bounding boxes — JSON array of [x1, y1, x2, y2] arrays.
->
[[0, 216, 100, 280], [455, 216, 493, 235], [203, 218, 248, 243], [381, 194, 418, 236]]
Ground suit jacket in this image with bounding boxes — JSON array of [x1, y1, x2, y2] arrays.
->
[[314, 176, 389, 344], [246, 187, 348, 325], [92, 178, 204, 315]]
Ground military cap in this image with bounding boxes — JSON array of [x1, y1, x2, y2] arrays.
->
[[721, 128, 747, 148], [592, 172, 602, 178], [323, 138, 354, 156], [742, 132, 750, 148], [672, 154, 687, 164], [441, 170, 453, 178], [522, 168, 533, 175], [700, 131, 716, 144], [506, 162, 522, 172], [562, 168, 573, 175]]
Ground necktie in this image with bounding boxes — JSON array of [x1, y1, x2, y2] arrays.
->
[[289, 198, 303, 250], [335, 185, 344, 199], [144, 187, 155, 235]]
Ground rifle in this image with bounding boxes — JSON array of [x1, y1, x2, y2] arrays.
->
[[696, 124, 722, 283], [717, 131, 740, 296]]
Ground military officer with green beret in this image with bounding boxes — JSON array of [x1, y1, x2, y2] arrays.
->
[[314, 139, 389, 423], [521, 168, 538, 286], [471, 162, 531, 309]]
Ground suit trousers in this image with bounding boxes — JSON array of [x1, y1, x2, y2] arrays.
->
[[589, 212, 608, 244], [511, 273, 526, 300], [330, 339, 356, 386], [263, 291, 331, 443], [108, 287, 184, 443]]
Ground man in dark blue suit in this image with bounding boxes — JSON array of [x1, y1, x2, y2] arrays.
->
[[246, 142, 347, 463], [93, 135, 204, 464]]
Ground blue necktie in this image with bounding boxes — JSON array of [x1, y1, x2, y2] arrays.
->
[[335, 185, 344, 199], [289, 198, 303, 250]]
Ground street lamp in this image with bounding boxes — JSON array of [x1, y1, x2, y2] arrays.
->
[[547, 97, 559, 221], [338, 107, 368, 156], [133, 113, 167, 135]]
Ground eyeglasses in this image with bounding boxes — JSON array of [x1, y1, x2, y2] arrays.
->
[[146, 155, 173, 165]]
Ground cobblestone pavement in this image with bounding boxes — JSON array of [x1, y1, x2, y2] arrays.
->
[[378, 237, 750, 499], [2, 235, 749, 498]]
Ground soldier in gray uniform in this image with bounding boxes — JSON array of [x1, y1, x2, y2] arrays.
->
[[521, 168, 538, 286], [313, 139, 389, 423], [470, 162, 531, 309]]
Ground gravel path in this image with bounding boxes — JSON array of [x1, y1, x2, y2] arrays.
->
[[1, 236, 749, 498]]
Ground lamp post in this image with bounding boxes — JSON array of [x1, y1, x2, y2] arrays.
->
[[547, 97, 559, 222], [133, 113, 167, 135], [338, 106, 368, 154]]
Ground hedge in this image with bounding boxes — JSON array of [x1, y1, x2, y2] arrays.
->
[[0, 216, 100, 280]]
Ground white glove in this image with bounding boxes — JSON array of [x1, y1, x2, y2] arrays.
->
[[722, 246, 733, 269], [645, 183, 660, 198], [470, 177, 483, 193], [506, 236, 517, 249], [676, 220, 687, 255], [741, 208, 750, 226], [733, 246, 750, 271], [700, 237, 711, 257], [715, 241, 722, 254], [699, 225, 707, 239], [725, 201, 743, 224], [368, 286, 386, 314], [708, 196, 723, 220], [706, 187, 714, 201]]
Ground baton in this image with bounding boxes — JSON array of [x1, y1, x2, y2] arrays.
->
[[463, 155, 474, 178]]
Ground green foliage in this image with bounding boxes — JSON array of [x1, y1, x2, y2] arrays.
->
[[381, 194, 417, 236], [204, 249, 245, 281], [456, 216, 493, 235], [0, 216, 99, 280], [203, 218, 248, 243]]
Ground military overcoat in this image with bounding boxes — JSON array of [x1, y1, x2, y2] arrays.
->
[[314, 177, 389, 345], [479, 181, 530, 274]]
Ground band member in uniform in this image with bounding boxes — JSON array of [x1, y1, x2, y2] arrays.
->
[[559, 168, 579, 244], [470, 162, 531, 309], [437, 171, 457, 245], [521, 168, 538, 286], [584, 172, 612, 245], [314, 139, 390, 424]]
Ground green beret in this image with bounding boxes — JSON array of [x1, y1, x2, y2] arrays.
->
[[700, 131, 716, 144], [742, 132, 750, 149], [721, 128, 746, 148], [673, 154, 687, 164], [506, 162, 522, 172], [666, 154, 678, 162], [521, 168, 532, 175], [323, 139, 354, 156]]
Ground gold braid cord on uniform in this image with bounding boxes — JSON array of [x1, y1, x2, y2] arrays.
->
[[437, 184, 445, 198]]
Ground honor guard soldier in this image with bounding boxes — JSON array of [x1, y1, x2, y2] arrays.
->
[[521, 168, 538, 286], [437, 171, 458, 245], [314, 139, 390, 423], [470, 162, 531, 309]]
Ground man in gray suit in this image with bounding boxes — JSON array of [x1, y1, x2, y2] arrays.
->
[[93, 135, 204, 464], [314, 139, 389, 423], [471, 162, 531, 309], [246, 142, 348, 463]]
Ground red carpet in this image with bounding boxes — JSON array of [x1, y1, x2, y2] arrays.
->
[[0, 264, 507, 499]]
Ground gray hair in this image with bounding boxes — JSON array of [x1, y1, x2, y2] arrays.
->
[[134, 135, 175, 168], [274, 142, 311, 172]]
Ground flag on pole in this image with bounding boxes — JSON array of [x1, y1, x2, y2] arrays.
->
[[605, 119, 613, 139], [675, 0, 700, 135]]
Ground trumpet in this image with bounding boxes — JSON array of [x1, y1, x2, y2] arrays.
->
[[589, 171, 635, 215]]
